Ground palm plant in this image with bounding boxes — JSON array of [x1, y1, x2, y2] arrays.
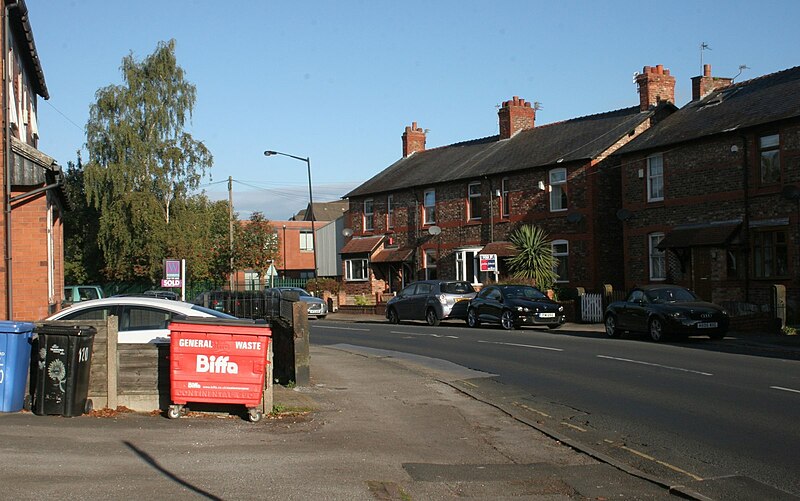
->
[[507, 224, 558, 290]]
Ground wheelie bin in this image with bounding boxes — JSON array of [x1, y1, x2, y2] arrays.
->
[[0, 321, 35, 413], [32, 324, 96, 417], [168, 319, 271, 422]]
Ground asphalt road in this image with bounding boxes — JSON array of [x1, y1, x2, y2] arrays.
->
[[311, 319, 800, 498]]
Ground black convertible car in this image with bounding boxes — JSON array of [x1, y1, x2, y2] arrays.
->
[[604, 284, 729, 342]]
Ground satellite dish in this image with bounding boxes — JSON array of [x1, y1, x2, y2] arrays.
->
[[616, 209, 632, 221], [428, 225, 442, 236], [342, 228, 353, 237], [566, 212, 583, 223]]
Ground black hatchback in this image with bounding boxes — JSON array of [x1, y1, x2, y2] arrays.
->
[[466, 284, 565, 330]]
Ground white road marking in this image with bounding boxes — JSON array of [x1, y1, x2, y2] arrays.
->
[[314, 325, 371, 331], [771, 386, 800, 394], [597, 355, 713, 376], [390, 330, 458, 339], [478, 340, 563, 352]]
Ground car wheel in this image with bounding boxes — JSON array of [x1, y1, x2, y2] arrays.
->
[[604, 314, 620, 338], [501, 310, 517, 330], [317, 315, 327, 320], [466, 308, 480, 328], [426, 308, 441, 326], [649, 317, 665, 342], [387, 308, 400, 324]]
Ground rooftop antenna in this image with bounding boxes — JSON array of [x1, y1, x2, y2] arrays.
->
[[733, 64, 750, 82], [700, 42, 711, 70], [533, 101, 543, 111]]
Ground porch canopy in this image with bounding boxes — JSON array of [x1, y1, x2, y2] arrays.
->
[[478, 241, 519, 257], [657, 222, 740, 249], [340, 235, 384, 255], [372, 247, 414, 263]]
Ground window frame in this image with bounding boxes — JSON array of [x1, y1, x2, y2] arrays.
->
[[244, 270, 261, 291], [549, 168, 568, 212], [299, 229, 314, 251], [551, 240, 569, 283], [423, 188, 436, 225], [345, 258, 369, 281], [501, 177, 510, 218], [758, 133, 781, 186], [752, 228, 788, 279], [424, 248, 437, 280], [386, 194, 394, 229], [363, 198, 374, 232], [467, 181, 482, 221], [647, 154, 664, 202], [649, 232, 666, 281]]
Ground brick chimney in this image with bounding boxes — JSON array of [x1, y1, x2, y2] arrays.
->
[[402, 122, 426, 157], [635, 65, 676, 111], [498, 96, 535, 139], [691, 64, 733, 101]]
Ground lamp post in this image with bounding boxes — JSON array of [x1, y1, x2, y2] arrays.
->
[[264, 150, 317, 279], [282, 224, 287, 279]]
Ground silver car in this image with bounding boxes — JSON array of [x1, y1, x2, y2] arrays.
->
[[386, 280, 476, 326], [270, 287, 328, 319]]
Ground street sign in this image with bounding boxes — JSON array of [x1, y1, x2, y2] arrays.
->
[[266, 263, 278, 278], [479, 254, 498, 272], [161, 278, 182, 288]]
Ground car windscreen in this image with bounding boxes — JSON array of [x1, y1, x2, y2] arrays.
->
[[191, 304, 238, 318], [504, 286, 547, 300], [440, 282, 474, 294], [646, 288, 697, 303]]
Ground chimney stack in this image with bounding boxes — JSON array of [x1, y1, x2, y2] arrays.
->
[[635, 65, 676, 111], [498, 96, 536, 140], [402, 121, 426, 157], [691, 64, 733, 101]]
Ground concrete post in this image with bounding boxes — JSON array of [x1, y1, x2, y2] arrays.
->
[[292, 301, 310, 386]]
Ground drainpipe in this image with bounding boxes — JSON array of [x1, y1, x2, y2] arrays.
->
[[741, 135, 750, 302], [4, 2, 18, 318]]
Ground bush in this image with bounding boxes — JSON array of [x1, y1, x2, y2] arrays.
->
[[306, 278, 340, 295]]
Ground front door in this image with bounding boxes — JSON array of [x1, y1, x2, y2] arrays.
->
[[692, 248, 713, 301]]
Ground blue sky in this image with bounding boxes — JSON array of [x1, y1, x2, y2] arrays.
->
[[31, 1, 800, 220]]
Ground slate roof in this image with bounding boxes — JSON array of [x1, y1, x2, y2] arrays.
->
[[347, 105, 661, 198], [9, 0, 48, 99], [340, 236, 383, 255], [657, 222, 741, 249], [618, 66, 800, 154], [479, 241, 518, 257], [372, 247, 414, 263]]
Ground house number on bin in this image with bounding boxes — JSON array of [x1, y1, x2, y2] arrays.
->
[[78, 347, 90, 363]]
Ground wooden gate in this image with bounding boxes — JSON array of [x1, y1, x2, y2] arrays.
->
[[580, 293, 604, 323]]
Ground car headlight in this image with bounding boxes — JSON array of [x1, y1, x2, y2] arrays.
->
[[516, 306, 529, 312], [669, 311, 686, 319], [558, 305, 564, 312], [438, 294, 448, 305]]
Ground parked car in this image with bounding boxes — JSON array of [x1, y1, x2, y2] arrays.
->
[[603, 284, 729, 342], [267, 287, 328, 319], [46, 296, 237, 343], [63, 285, 104, 306], [386, 280, 476, 326], [143, 289, 178, 300], [466, 284, 565, 330]]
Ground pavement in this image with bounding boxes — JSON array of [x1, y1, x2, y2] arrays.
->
[[1, 313, 797, 500]]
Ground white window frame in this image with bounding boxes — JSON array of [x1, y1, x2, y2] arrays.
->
[[345, 258, 369, 281], [423, 188, 436, 224], [501, 177, 510, 218], [299, 229, 314, 251], [468, 182, 481, 220], [386, 194, 394, 229], [649, 233, 666, 280], [363, 198, 374, 232], [647, 154, 664, 202], [549, 168, 568, 212], [244, 270, 261, 291], [424, 248, 437, 280], [455, 248, 482, 285], [552, 240, 569, 283]]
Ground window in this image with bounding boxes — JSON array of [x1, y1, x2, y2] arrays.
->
[[363, 199, 374, 232], [423, 189, 436, 224], [244, 271, 261, 291], [386, 194, 394, 229], [61, 307, 111, 322], [455, 248, 481, 284], [468, 182, 482, 220], [549, 168, 567, 211], [552, 240, 569, 283], [647, 154, 664, 202], [300, 230, 313, 251], [501, 177, 510, 218], [424, 249, 437, 279], [124, 307, 172, 331], [345, 258, 369, 281], [759, 134, 780, 185], [752, 229, 788, 278], [649, 233, 666, 280]]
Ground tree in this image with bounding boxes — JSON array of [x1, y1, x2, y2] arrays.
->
[[166, 196, 232, 284], [234, 212, 280, 282], [84, 39, 213, 281], [63, 155, 105, 283], [507, 224, 558, 290]]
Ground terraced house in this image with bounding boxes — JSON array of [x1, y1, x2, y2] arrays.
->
[[616, 64, 800, 325], [341, 64, 677, 301]]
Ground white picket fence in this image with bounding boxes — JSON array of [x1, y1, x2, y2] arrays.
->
[[580, 293, 604, 323]]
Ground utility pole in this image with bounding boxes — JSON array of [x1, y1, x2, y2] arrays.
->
[[228, 176, 234, 290]]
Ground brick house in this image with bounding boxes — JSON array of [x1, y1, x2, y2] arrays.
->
[[615, 64, 800, 324], [1, 1, 66, 320], [340, 65, 677, 302]]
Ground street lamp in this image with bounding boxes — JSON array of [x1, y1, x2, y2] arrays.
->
[[264, 150, 317, 279]]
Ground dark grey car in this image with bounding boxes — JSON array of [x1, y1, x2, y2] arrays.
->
[[386, 280, 476, 326]]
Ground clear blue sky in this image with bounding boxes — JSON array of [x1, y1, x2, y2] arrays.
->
[[31, 1, 800, 220]]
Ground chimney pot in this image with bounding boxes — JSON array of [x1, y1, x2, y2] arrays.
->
[[636, 64, 676, 111], [498, 95, 536, 139], [704, 64, 711, 77], [402, 121, 426, 157]]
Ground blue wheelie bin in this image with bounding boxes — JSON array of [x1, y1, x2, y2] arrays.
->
[[0, 321, 35, 413]]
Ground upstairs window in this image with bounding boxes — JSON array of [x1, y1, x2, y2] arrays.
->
[[647, 154, 664, 202], [501, 177, 510, 218], [386, 194, 394, 229], [363, 199, 374, 232], [423, 189, 436, 224], [649, 233, 666, 280], [468, 182, 482, 220], [759, 134, 780, 185], [299, 230, 313, 251], [549, 168, 567, 211]]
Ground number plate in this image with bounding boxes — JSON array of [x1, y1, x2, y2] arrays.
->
[[539, 312, 556, 318], [697, 322, 718, 329]]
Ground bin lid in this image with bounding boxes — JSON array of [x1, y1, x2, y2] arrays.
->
[[35, 323, 98, 336], [0, 320, 35, 334]]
